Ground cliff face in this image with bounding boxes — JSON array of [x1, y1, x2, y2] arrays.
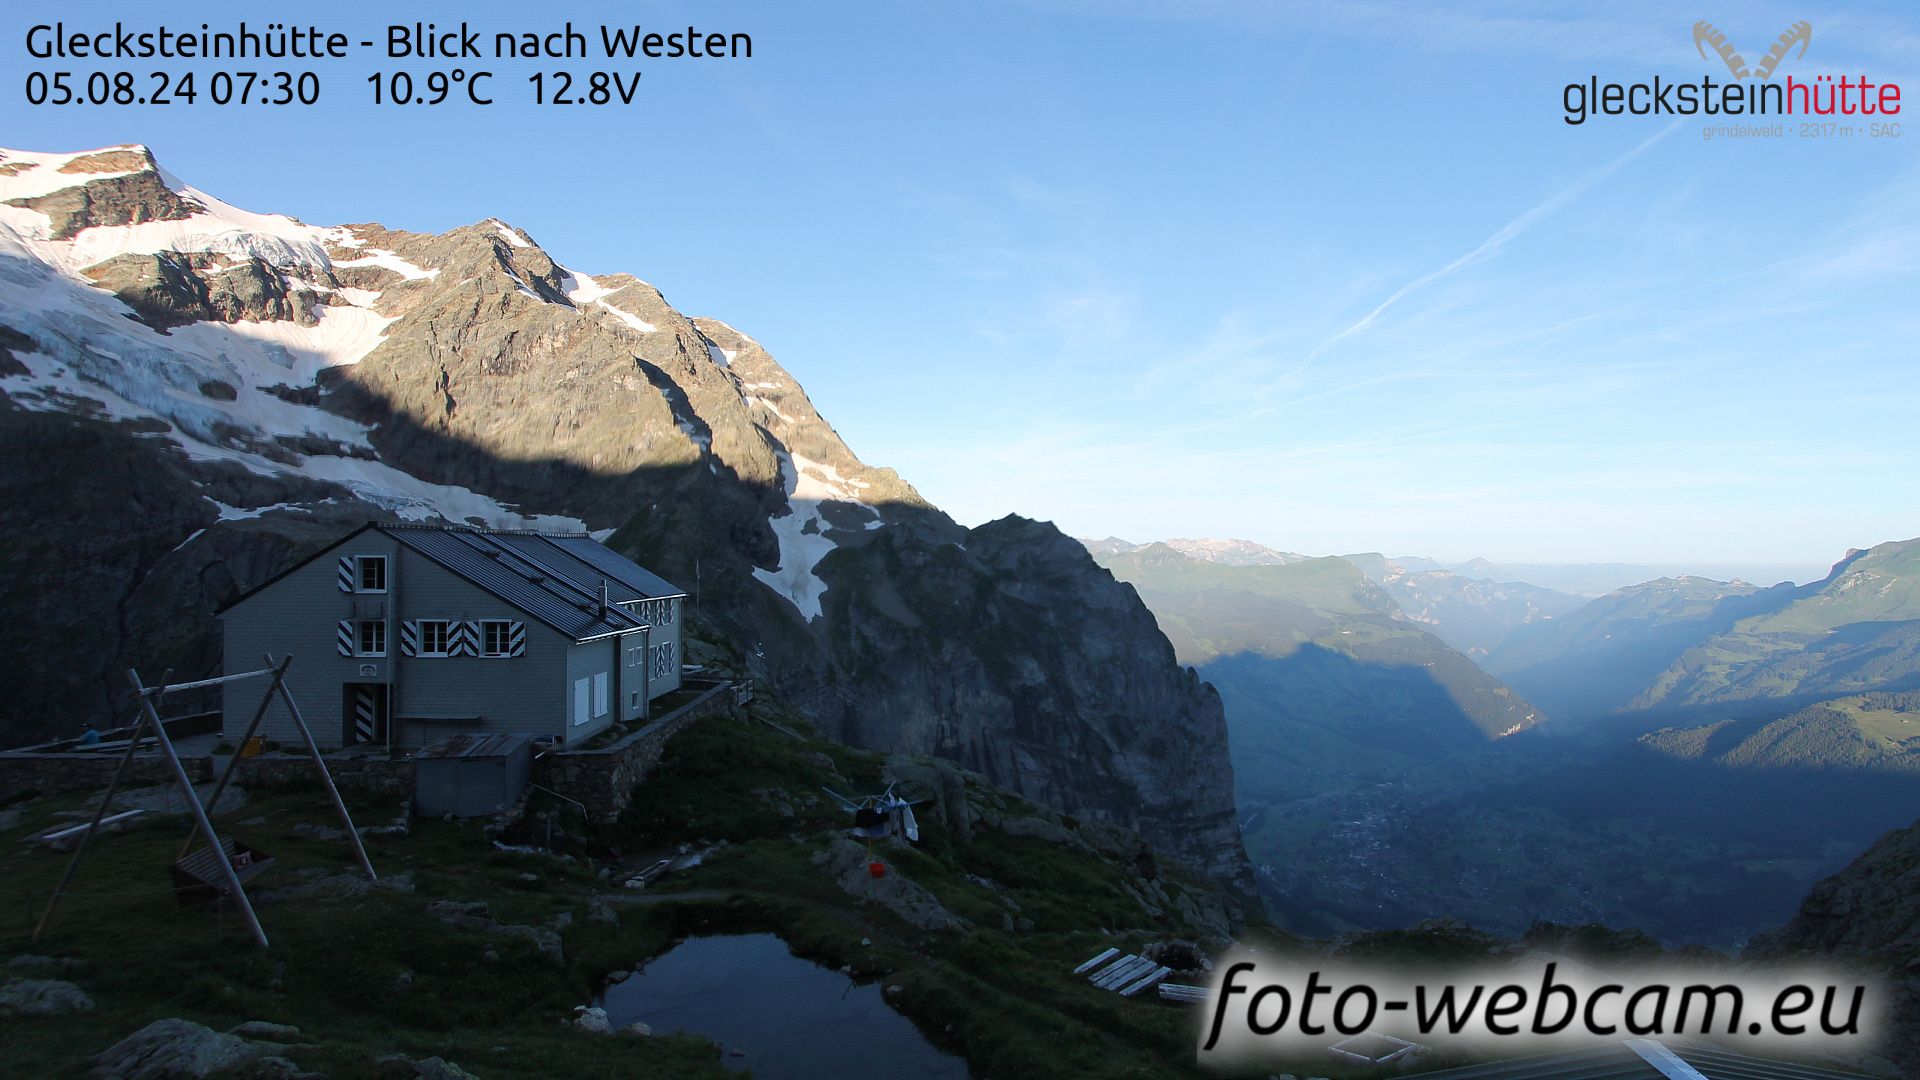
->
[[1747, 817, 1920, 1077], [786, 516, 1252, 887], [0, 145, 1252, 890]]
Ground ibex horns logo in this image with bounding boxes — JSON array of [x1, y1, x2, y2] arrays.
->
[[1693, 20, 1812, 80]]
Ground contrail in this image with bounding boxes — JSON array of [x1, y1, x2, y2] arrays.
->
[[1304, 119, 1682, 364]]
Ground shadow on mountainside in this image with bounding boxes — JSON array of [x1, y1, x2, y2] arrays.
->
[[0, 375, 1258, 895]]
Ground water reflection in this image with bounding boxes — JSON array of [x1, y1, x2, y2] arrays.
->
[[599, 933, 970, 1079]]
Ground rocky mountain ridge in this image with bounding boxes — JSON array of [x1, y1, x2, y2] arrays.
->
[[0, 144, 1252, 890]]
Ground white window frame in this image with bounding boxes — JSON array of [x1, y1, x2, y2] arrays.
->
[[572, 677, 591, 727], [418, 620, 452, 657], [356, 620, 387, 658], [356, 555, 388, 594], [479, 620, 513, 657], [593, 671, 610, 718]]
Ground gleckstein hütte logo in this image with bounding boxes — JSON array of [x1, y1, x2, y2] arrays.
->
[[1562, 19, 1903, 126], [1693, 20, 1812, 81]]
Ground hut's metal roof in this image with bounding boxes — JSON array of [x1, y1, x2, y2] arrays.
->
[[218, 522, 684, 643], [383, 526, 675, 642], [492, 533, 686, 602]]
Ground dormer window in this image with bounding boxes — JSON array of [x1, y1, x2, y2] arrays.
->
[[357, 556, 387, 593]]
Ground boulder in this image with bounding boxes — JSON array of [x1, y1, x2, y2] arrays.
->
[[91, 1018, 293, 1079], [0, 978, 93, 1016], [229, 1021, 304, 1043]]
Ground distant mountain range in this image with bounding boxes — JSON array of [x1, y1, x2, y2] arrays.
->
[[1085, 541, 1540, 805], [1491, 539, 1920, 725], [1339, 553, 1586, 657], [1084, 536, 1307, 566]]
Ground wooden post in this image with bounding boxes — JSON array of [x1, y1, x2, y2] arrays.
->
[[31, 678, 166, 943], [267, 655, 377, 881], [128, 668, 269, 948], [179, 655, 293, 861]]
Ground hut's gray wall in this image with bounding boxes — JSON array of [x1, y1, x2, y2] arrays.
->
[[563, 632, 635, 743], [383, 545, 574, 750], [222, 530, 401, 749], [223, 538, 594, 750]]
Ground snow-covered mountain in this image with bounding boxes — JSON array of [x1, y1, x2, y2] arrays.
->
[[0, 144, 1253, 891]]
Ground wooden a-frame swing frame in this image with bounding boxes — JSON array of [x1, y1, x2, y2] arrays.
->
[[32, 653, 377, 948]]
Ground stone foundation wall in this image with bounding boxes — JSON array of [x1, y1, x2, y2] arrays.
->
[[538, 681, 738, 823], [229, 755, 414, 798], [0, 754, 214, 801]]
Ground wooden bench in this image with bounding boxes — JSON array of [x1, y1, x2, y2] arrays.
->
[[170, 838, 273, 909]]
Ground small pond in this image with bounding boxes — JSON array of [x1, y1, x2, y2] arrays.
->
[[598, 933, 970, 1079]]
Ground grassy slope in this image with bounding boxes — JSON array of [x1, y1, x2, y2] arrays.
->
[[1638, 544, 1920, 706], [1639, 692, 1920, 772], [0, 687, 1261, 1080]]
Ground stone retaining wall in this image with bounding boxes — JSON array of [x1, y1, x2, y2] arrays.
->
[[537, 680, 738, 823], [0, 754, 214, 802], [0, 752, 412, 802]]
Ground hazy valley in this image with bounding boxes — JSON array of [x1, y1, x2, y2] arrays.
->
[[1088, 535, 1920, 952]]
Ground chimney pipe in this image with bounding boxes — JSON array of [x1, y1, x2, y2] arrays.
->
[[598, 579, 610, 621]]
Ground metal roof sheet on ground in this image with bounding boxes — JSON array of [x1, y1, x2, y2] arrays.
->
[[383, 526, 648, 642], [1401, 1039, 1881, 1080], [415, 733, 532, 760]]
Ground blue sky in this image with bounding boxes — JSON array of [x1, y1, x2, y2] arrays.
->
[[7, 1, 1918, 573]]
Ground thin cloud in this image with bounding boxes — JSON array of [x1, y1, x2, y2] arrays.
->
[[1303, 119, 1681, 364]]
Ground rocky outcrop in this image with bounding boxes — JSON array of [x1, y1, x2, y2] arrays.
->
[[1747, 817, 1920, 1077], [816, 834, 967, 931], [84, 251, 327, 330], [4, 148, 199, 239]]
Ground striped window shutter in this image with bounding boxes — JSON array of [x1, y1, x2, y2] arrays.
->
[[508, 621, 526, 657], [399, 620, 418, 657], [337, 557, 355, 592], [450, 620, 479, 657], [336, 619, 353, 656]]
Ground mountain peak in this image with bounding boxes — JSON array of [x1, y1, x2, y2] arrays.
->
[[1159, 537, 1304, 566]]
